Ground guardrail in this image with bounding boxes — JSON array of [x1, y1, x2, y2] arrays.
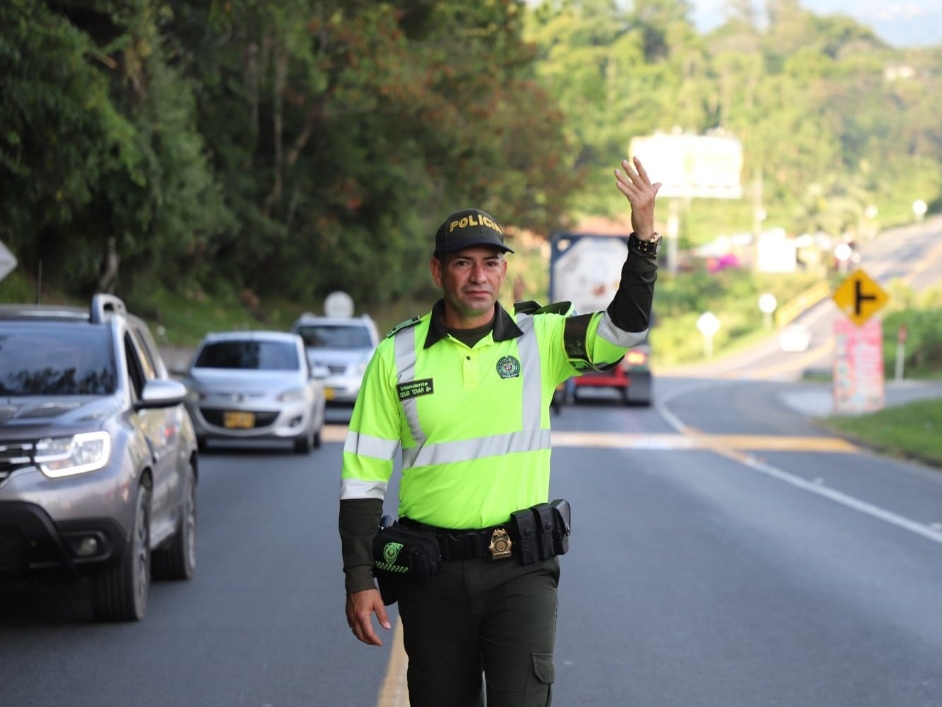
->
[[775, 281, 831, 327]]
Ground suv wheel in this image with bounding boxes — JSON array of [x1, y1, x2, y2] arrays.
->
[[152, 461, 197, 581], [92, 482, 151, 622]]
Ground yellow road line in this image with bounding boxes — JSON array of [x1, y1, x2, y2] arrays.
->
[[902, 235, 942, 285], [377, 620, 409, 707], [330, 426, 856, 453], [550, 431, 856, 453], [323, 424, 349, 443]]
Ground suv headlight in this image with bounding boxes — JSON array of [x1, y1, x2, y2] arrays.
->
[[35, 432, 112, 478]]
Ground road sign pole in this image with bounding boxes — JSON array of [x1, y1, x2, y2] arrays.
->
[[895, 325, 907, 382], [666, 198, 680, 276]]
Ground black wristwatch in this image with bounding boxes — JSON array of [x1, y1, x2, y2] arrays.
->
[[628, 232, 662, 256]]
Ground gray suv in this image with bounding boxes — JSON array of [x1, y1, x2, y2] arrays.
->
[[0, 294, 198, 621], [291, 313, 379, 405]]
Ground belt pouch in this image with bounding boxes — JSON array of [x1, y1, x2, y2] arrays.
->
[[551, 499, 571, 556], [372, 523, 442, 581], [510, 508, 539, 565], [374, 515, 399, 605], [532, 503, 556, 560], [375, 571, 397, 606]]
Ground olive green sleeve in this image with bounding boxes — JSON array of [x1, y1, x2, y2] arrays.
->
[[606, 241, 658, 332], [339, 497, 383, 594]]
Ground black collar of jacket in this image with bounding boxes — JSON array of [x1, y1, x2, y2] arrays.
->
[[424, 299, 524, 349]]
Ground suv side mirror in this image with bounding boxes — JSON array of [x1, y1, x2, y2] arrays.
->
[[137, 378, 187, 409]]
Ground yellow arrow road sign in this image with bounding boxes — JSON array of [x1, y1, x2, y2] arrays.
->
[[831, 269, 889, 326]]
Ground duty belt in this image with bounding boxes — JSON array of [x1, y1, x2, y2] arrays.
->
[[398, 517, 514, 561]]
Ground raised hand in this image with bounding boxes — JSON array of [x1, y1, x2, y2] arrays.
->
[[614, 156, 661, 240]]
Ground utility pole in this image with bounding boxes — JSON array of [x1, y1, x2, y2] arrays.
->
[[666, 198, 680, 276], [751, 167, 765, 272]]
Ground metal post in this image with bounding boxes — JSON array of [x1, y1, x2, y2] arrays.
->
[[667, 198, 680, 276], [895, 326, 907, 382]]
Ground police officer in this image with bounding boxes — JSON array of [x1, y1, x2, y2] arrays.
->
[[340, 156, 661, 707]]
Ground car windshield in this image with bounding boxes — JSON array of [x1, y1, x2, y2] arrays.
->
[[0, 325, 117, 395], [194, 340, 300, 371], [295, 324, 373, 349]]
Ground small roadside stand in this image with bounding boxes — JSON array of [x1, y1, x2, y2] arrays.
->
[[830, 269, 890, 414]]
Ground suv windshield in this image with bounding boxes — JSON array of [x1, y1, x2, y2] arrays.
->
[[0, 324, 116, 395], [194, 340, 299, 371], [295, 324, 373, 349]]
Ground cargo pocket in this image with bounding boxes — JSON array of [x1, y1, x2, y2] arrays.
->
[[529, 652, 555, 706]]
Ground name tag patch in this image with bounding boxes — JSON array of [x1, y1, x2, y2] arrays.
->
[[398, 378, 434, 400]]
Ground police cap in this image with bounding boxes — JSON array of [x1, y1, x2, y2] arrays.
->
[[434, 208, 514, 255]]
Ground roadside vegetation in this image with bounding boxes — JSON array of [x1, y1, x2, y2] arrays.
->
[[821, 399, 942, 469]]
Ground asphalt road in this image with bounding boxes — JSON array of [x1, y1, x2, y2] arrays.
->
[[2, 382, 941, 707]]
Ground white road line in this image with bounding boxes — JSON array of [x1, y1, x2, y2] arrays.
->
[[656, 395, 942, 547]]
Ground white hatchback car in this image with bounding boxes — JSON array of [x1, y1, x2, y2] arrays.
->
[[181, 331, 326, 453], [779, 324, 813, 353]]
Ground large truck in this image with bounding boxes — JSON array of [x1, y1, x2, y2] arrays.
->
[[549, 232, 653, 406]]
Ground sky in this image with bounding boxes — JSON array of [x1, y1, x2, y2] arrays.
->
[[691, 0, 942, 48]]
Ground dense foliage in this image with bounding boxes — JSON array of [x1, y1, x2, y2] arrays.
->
[[2, 0, 941, 315]]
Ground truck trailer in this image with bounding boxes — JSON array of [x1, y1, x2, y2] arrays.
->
[[549, 232, 653, 406]]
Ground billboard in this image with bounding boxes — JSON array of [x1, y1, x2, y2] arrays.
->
[[629, 132, 743, 199]]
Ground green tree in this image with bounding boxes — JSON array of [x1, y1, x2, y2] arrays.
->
[[0, 0, 230, 300]]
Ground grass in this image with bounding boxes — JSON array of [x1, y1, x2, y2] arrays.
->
[[820, 398, 942, 468]]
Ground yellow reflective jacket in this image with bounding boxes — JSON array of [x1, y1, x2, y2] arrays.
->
[[340, 300, 647, 529]]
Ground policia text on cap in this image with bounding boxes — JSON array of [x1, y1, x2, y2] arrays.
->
[[340, 156, 661, 707]]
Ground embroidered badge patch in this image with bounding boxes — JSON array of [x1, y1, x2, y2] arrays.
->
[[496, 355, 521, 379], [383, 542, 404, 565], [397, 378, 434, 400]]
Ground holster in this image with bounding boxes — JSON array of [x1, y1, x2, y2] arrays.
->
[[551, 498, 571, 555], [510, 499, 572, 565]]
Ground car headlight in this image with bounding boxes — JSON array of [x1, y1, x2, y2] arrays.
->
[[277, 388, 307, 403], [353, 361, 369, 376], [35, 432, 112, 478]]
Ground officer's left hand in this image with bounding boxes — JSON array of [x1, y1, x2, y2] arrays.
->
[[614, 156, 661, 240], [346, 588, 391, 646]]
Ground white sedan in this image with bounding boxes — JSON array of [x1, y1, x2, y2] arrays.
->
[[181, 331, 326, 453], [779, 324, 813, 353]]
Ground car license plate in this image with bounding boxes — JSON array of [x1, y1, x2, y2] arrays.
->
[[324, 388, 335, 401], [223, 411, 255, 429]]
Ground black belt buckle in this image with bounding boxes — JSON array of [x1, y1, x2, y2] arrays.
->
[[488, 527, 513, 560]]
